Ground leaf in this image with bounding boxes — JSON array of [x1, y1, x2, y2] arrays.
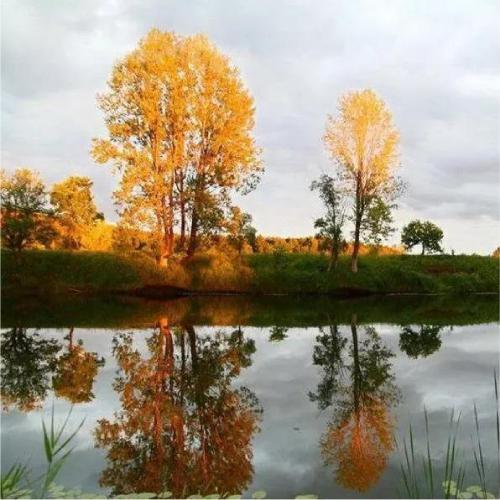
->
[[252, 491, 267, 499], [466, 486, 483, 493], [458, 492, 472, 499]]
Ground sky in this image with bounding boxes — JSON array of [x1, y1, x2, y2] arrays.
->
[[1, 0, 499, 254]]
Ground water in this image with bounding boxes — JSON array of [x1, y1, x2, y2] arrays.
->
[[1, 295, 499, 498]]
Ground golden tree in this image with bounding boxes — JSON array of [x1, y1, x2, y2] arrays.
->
[[323, 89, 401, 272], [50, 176, 100, 249], [92, 29, 261, 265]]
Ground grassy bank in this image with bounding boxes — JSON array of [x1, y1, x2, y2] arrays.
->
[[247, 253, 499, 294], [1, 249, 169, 295], [1, 249, 498, 297]]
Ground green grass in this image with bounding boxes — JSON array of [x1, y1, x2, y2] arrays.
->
[[1, 249, 169, 295], [397, 372, 500, 499], [2, 249, 498, 297], [247, 253, 499, 295]]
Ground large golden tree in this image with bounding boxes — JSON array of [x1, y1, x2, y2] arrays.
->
[[92, 29, 261, 265], [323, 89, 401, 272]]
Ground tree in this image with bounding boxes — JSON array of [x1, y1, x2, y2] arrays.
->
[[492, 247, 500, 258], [361, 197, 395, 252], [323, 89, 401, 272], [311, 174, 347, 270], [92, 29, 262, 265], [226, 207, 257, 257], [50, 176, 100, 249], [401, 220, 443, 255], [0, 168, 52, 251]]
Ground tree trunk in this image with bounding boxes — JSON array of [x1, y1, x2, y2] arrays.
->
[[421, 244, 425, 256], [351, 314, 361, 413], [351, 179, 362, 273], [187, 176, 204, 257], [179, 173, 186, 251], [351, 219, 361, 273], [187, 208, 198, 257]]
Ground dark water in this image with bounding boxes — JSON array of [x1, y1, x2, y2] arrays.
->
[[1, 295, 499, 498]]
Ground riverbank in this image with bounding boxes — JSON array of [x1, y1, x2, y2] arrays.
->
[[1, 249, 498, 297]]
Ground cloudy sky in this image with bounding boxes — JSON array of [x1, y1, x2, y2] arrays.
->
[[2, 0, 499, 253]]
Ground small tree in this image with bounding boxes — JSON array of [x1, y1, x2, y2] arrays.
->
[[311, 174, 346, 271], [226, 207, 257, 257], [50, 176, 99, 249], [362, 197, 395, 252], [401, 220, 443, 255], [0, 168, 51, 251]]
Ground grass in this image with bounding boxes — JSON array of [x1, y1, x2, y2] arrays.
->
[[1, 406, 84, 499], [1, 249, 498, 297], [247, 253, 499, 295], [397, 372, 500, 499], [1, 249, 169, 295]]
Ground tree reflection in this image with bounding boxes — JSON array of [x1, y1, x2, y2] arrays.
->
[[1, 327, 61, 412], [94, 318, 261, 497], [52, 328, 102, 403], [310, 315, 399, 492], [399, 325, 443, 358]]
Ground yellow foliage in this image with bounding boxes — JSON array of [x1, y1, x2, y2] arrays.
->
[[81, 221, 114, 251]]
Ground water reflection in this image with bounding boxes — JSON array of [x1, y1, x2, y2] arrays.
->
[[1, 327, 103, 411], [1, 327, 61, 411], [53, 328, 103, 403], [399, 324, 444, 358], [310, 315, 400, 492], [94, 318, 262, 497]]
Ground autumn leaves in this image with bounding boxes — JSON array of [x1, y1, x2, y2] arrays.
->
[[93, 29, 402, 270], [92, 30, 262, 265]]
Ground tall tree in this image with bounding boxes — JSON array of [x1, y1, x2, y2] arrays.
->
[[323, 89, 401, 272], [401, 220, 443, 255], [311, 174, 347, 270], [50, 176, 99, 249], [92, 29, 262, 265], [0, 168, 53, 251]]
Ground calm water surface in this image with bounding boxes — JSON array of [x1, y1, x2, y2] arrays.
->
[[1, 295, 499, 498]]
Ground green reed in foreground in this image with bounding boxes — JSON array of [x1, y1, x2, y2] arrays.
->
[[398, 372, 500, 499]]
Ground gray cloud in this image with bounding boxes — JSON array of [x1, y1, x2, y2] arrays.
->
[[1, 0, 499, 253]]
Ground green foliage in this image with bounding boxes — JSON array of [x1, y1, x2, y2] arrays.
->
[[0, 168, 52, 251], [362, 197, 395, 249], [226, 207, 256, 255], [401, 220, 444, 255], [310, 174, 346, 270]]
